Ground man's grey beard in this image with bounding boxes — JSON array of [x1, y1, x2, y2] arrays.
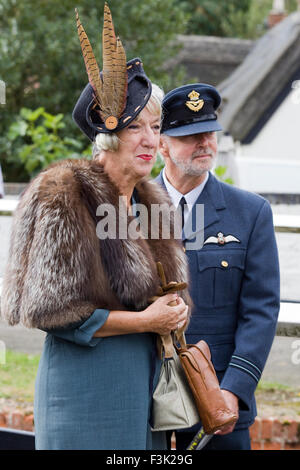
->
[[169, 150, 215, 176]]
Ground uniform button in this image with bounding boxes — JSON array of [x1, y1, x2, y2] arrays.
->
[[221, 260, 228, 268]]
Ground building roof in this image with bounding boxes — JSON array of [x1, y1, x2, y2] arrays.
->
[[218, 12, 300, 143], [166, 35, 253, 87]]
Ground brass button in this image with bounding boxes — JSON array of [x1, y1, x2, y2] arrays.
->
[[221, 260, 228, 268]]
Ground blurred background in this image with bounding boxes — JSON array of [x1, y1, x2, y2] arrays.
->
[[0, 0, 299, 184]]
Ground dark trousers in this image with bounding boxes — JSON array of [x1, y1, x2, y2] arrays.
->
[[166, 428, 251, 451]]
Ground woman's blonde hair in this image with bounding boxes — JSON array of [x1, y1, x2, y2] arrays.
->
[[92, 83, 164, 157]]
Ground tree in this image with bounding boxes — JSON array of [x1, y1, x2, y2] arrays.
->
[[0, 0, 187, 165], [0, 0, 187, 118], [178, 0, 252, 36], [179, 0, 298, 38]]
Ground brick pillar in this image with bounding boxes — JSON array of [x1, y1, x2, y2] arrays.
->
[[250, 417, 300, 450], [268, 0, 287, 28]]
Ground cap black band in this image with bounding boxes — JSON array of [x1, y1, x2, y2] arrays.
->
[[168, 113, 217, 129], [162, 100, 216, 133]]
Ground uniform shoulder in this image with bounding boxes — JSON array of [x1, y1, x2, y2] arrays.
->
[[219, 179, 269, 210]]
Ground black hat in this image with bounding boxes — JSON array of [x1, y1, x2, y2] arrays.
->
[[161, 83, 222, 137], [72, 4, 152, 141], [72, 58, 152, 141]]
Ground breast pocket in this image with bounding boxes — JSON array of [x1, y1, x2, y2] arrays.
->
[[194, 250, 245, 308]]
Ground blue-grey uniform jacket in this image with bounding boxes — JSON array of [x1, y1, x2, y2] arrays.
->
[[156, 171, 280, 430]]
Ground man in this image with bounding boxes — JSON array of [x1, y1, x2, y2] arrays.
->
[[156, 83, 280, 450]]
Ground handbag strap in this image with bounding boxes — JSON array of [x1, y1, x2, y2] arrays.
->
[[149, 261, 189, 359], [160, 327, 187, 359], [160, 334, 175, 359]]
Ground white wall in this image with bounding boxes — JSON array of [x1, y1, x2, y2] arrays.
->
[[235, 156, 300, 193], [236, 85, 300, 193]]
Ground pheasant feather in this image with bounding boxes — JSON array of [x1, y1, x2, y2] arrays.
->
[[75, 9, 103, 110], [76, 3, 128, 130], [114, 37, 128, 117]]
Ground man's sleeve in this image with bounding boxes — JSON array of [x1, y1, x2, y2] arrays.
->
[[220, 200, 280, 409]]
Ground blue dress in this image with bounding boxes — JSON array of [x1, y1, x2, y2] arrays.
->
[[34, 309, 166, 450]]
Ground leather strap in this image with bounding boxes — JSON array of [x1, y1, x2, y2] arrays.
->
[[160, 324, 187, 359], [150, 261, 188, 359], [160, 334, 175, 359]]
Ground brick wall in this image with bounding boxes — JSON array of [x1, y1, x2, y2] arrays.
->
[[250, 417, 300, 450], [0, 408, 34, 432], [1, 408, 300, 450]]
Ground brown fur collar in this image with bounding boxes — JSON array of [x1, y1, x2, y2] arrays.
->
[[1, 159, 190, 329]]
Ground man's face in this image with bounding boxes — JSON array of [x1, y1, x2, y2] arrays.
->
[[161, 131, 218, 177]]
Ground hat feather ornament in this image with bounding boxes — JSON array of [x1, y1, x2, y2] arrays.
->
[[75, 3, 127, 130]]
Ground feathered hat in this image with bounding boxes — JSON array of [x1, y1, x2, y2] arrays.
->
[[72, 2, 152, 141]]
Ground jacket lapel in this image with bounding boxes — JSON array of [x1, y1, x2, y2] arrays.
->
[[156, 171, 226, 243], [155, 171, 166, 191]]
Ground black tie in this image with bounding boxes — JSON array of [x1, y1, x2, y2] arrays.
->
[[178, 196, 187, 230]]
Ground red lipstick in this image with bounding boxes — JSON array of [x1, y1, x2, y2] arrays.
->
[[136, 154, 153, 161]]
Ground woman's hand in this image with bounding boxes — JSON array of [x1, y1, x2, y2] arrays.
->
[[93, 294, 188, 338], [141, 294, 188, 335]]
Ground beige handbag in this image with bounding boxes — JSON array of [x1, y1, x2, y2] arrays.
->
[[150, 262, 237, 433], [150, 261, 199, 431], [151, 333, 200, 431]]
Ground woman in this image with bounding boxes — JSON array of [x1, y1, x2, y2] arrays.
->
[[0, 6, 190, 450]]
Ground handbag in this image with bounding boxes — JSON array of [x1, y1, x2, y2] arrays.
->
[[150, 262, 237, 434], [151, 333, 200, 431], [176, 338, 238, 434]]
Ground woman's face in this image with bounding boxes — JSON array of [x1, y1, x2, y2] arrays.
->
[[115, 107, 161, 180]]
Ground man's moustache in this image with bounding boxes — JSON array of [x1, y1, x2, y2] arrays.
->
[[191, 150, 213, 159]]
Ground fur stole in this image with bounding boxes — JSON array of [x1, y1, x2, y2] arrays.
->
[[1, 159, 190, 329]]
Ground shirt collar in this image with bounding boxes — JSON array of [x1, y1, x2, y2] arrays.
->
[[162, 168, 209, 211]]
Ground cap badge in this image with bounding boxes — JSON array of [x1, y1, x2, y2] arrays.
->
[[185, 90, 204, 112]]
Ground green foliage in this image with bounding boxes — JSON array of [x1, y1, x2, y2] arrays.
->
[[0, 0, 187, 138], [220, 0, 271, 39], [214, 165, 234, 185], [2, 0, 299, 181], [0, 0, 188, 180], [256, 381, 291, 392], [179, 0, 299, 39], [0, 349, 40, 403], [1, 107, 91, 180], [178, 0, 252, 37], [151, 152, 165, 179]]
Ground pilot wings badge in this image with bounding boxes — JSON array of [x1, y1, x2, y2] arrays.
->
[[203, 232, 240, 246]]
